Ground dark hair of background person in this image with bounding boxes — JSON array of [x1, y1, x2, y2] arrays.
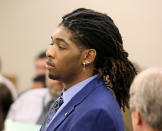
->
[[0, 83, 14, 130], [32, 74, 46, 87], [59, 8, 137, 110], [36, 50, 46, 59]]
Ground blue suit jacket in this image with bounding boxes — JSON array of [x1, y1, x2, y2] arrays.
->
[[44, 78, 125, 131]]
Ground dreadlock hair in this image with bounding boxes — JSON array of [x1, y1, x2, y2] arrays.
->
[[59, 8, 137, 110]]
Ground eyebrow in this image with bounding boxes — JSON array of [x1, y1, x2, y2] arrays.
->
[[51, 36, 68, 45]]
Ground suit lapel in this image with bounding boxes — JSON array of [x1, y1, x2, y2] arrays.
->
[[48, 77, 104, 130]]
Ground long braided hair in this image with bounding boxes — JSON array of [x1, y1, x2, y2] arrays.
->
[[59, 8, 137, 110]]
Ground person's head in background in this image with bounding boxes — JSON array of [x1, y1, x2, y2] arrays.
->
[[129, 67, 162, 131], [31, 51, 47, 89], [34, 51, 47, 76], [0, 83, 14, 130], [31, 74, 46, 89], [46, 8, 136, 110]]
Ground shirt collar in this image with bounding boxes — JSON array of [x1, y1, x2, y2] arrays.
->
[[62, 74, 98, 105]]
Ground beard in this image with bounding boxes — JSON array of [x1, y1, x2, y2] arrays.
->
[[48, 71, 63, 82], [47, 69, 58, 80], [48, 73, 57, 80]]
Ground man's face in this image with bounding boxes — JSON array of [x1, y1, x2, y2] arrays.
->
[[46, 26, 83, 84]]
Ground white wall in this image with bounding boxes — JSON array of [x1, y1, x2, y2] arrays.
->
[[0, 0, 162, 92]]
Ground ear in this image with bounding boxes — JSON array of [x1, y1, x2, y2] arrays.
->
[[131, 109, 143, 129], [82, 49, 96, 65]]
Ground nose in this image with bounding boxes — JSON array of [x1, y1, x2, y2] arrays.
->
[[46, 46, 55, 58]]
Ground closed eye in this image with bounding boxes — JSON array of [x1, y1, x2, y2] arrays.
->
[[58, 46, 66, 50], [50, 42, 66, 50]]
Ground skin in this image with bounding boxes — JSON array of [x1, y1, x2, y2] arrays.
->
[[31, 82, 44, 89], [46, 26, 96, 89], [131, 109, 158, 131], [35, 58, 47, 76], [47, 78, 64, 99]]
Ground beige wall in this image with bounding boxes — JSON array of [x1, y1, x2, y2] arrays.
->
[[0, 0, 162, 92]]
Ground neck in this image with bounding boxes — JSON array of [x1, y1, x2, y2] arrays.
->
[[139, 120, 159, 131], [144, 125, 158, 131], [64, 69, 95, 89]]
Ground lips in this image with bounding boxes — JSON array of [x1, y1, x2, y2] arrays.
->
[[46, 61, 55, 69]]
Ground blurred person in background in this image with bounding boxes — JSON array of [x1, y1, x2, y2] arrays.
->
[[18, 51, 47, 96], [0, 83, 14, 130], [31, 50, 47, 89], [34, 50, 47, 77], [6, 73, 64, 124], [129, 67, 162, 131], [31, 74, 46, 89]]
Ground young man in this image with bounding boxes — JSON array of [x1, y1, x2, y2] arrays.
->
[[41, 8, 136, 131], [129, 67, 162, 131]]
